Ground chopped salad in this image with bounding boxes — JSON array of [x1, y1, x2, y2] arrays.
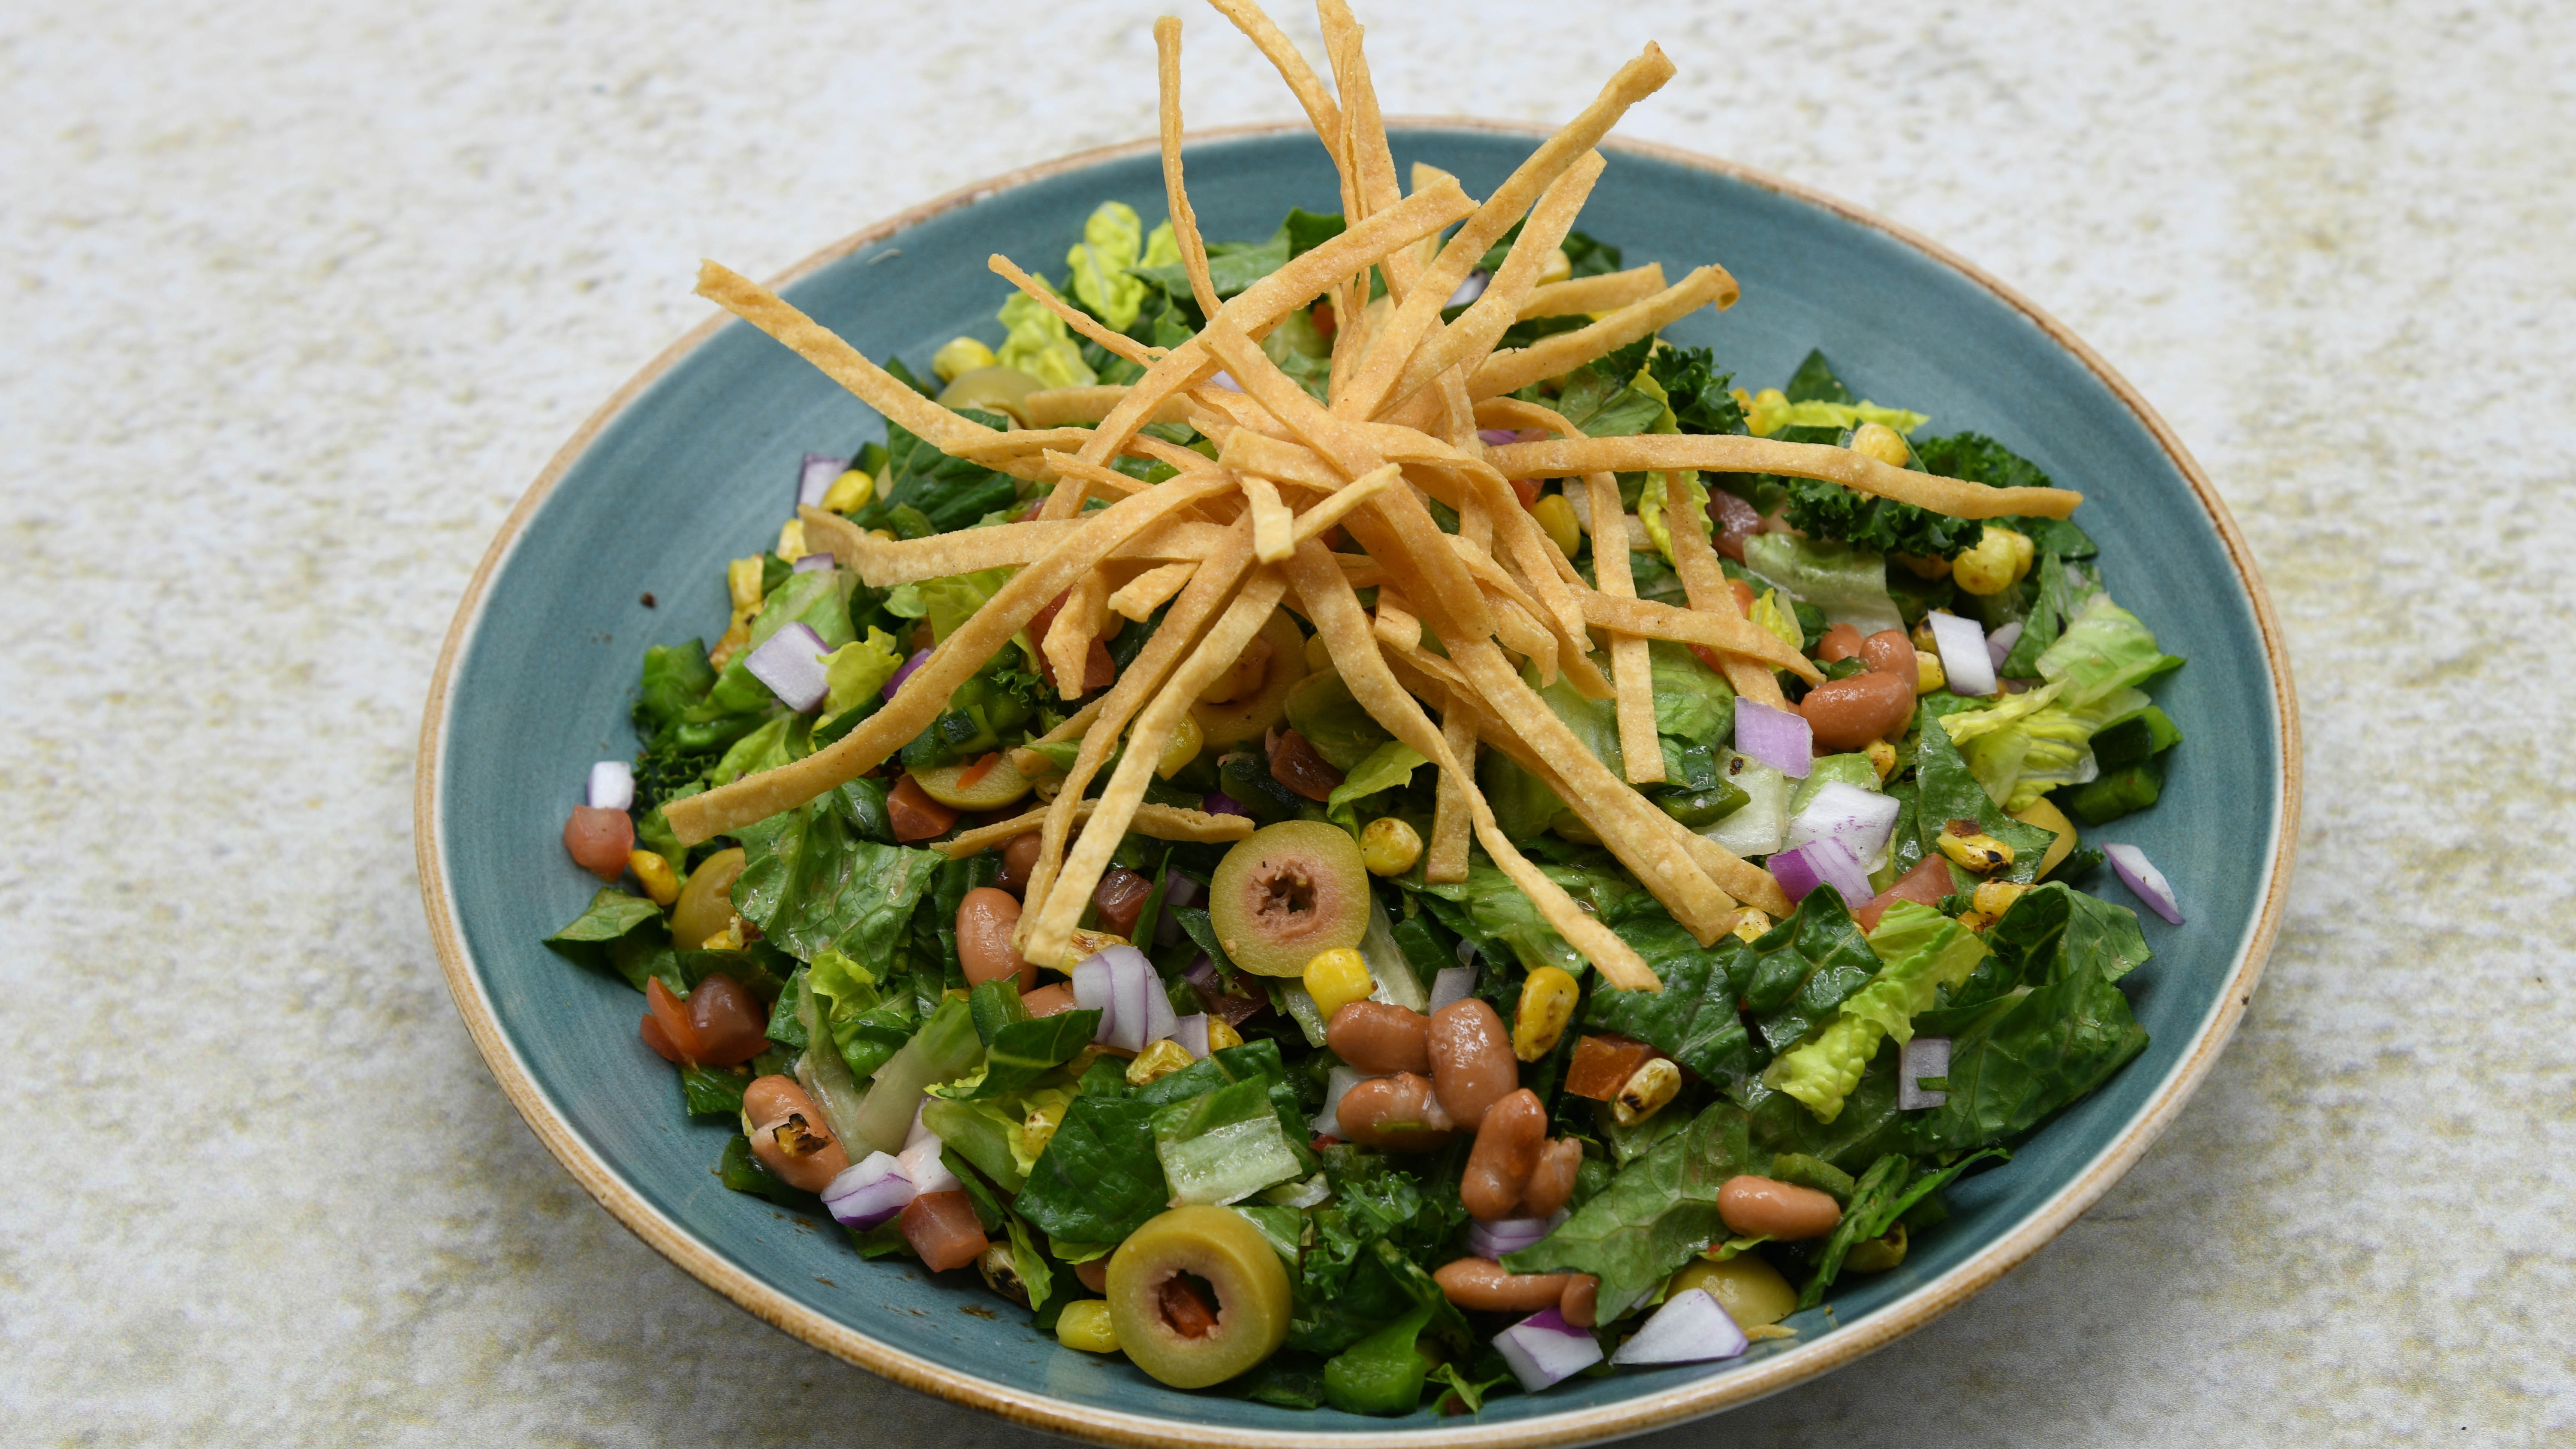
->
[[542, 1, 2187, 1416]]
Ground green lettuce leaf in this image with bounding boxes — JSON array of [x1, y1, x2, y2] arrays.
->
[[730, 790, 948, 965], [850, 414, 1019, 537], [1796, 1146, 2009, 1307], [1742, 884, 1886, 1055], [1326, 740, 1426, 816], [1154, 1076, 1304, 1206], [817, 626, 903, 725], [541, 888, 667, 989], [1741, 533, 1904, 635], [1284, 669, 1394, 771], [1013, 1094, 1169, 1243], [1644, 343, 1745, 436], [1896, 950, 2149, 1157], [1767, 902, 1989, 1122], [1582, 915, 1759, 1090], [1648, 639, 1735, 744], [996, 271, 1096, 388], [2036, 593, 2184, 705], [1064, 201, 1151, 332], [803, 949, 920, 1084], [1501, 1102, 1755, 1319], [1913, 699, 2059, 882]]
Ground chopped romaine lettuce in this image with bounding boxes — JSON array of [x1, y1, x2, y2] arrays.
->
[[1741, 533, 1904, 635]]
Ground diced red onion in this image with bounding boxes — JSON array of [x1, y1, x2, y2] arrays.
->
[[1986, 619, 2024, 672], [1770, 836, 1872, 905], [1211, 371, 1244, 392], [1172, 1013, 1211, 1060], [1074, 945, 1161, 1053], [1182, 954, 1220, 996], [586, 760, 634, 812], [883, 647, 933, 702], [1477, 428, 1520, 446], [799, 452, 845, 508], [1142, 969, 1179, 1045], [1607, 1288, 1749, 1366], [1200, 790, 1248, 819], [1466, 1210, 1567, 1261], [745, 622, 832, 713], [792, 552, 836, 574], [1734, 699, 1813, 779], [1446, 270, 1491, 309], [1312, 1064, 1366, 1137], [901, 1098, 935, 1153], [1495, 1306, 1604, 1392], [1782, 781, 1902, 864], [1898, 1036, 1951, 1110], [1429, 964, 1478, 1012], [2104, 843, 2184, 924], [896, 1133, 961, 1196], [1164, 874, 1201, 909], [1927, 611, 1996, 697], [821, 1151, 915, 1229]]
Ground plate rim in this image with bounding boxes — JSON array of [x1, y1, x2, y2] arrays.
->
[[414, 117, 2302, 1448]]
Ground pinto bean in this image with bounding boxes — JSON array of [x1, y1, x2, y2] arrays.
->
[[743, 1074, 818, 1130], [1521, 1138, 1583, 1218], [1797, 669, 1917, 750], [1717, 1175, 1843, 1242], [1434, 1257, 1587, 1313], [1559, 1274, 1600, 1329], [1022, 982, 1079, 1017], [1427, 998, 1518, 1127], [1859, 629, 1917, 678], [1326, 1002, 1432, 1076], [1461, 1089, 1546, 1221], [955, 886, 1036, 990], [1813, 622, 1864, 663], [744, 1076, 848, 1193], [1334, 1073, 1456, 1151], [998, 833, 1043, 894]]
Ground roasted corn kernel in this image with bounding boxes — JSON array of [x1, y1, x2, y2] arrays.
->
[[701, 914, 747, 952], [1915, 648, 1947, 695], [775, 518, 808, 562], [1937, 829, 2014, 874], [1360, 817, 1424, 877], [820, 468, 873, 514], [1849, 421, 1911, 468], [1205, 1017, 1244, 1052], [628, 849, 680, 906], [1126, 1038, 1195, 1086], [1023, 1098, 1068, 1156], [1055, 1299, 1120, 1353], [1972, 880, 2030, 918], [1303, 947, 1374, 1019], [1731, 908, 1774, 944], [726, 556, 765, 613], [1951, 525, 2034, 596], [1513, 966, 1580, 1062], [1155, 711, 1204, 780], [1864, 739, 1899, 780], [1611, 1057, 1682, 1126], [933, 335, 999, 382], [1530, 493, 1583, 559]]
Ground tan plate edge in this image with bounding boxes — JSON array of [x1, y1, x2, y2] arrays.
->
[[416, 118, 2301, 1449]]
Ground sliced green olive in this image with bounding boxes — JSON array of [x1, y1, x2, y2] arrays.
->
[[1105, 1206, 1291, 1388], [670, 847, 747, 949], [909, 753, 1032, 810], [1208, 821, 1370, 979], [1671, 1253, 1796, 1329], [1189, 611, 1309, 750], [936, 365, 1042, 426]]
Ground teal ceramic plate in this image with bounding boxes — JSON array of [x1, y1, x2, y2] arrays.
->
[[417, 123, 2298, 1446]]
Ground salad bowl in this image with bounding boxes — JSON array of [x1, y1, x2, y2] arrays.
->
[[416, 120, 2298, 1445]]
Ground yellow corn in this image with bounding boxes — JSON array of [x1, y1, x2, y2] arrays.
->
[[820, 469, 873, 514], [865, 527, 896, 543], [933, 335, 999, 382], [701, 914, 746, 951], [1303, 947, 1374, 1019], [1915, 648, 1947, 695], [1055, 1299, 1120, 1353], [1058, 927, 1131, 971], [1937, 829, 2014, 875], [628, 850, 680, 906], [1972, 880, 2030, 918], [1864, 739, 1898, 780], [1530, 493, 1582, 559], [1892, 551, 1952, 581], [1361, 817, 1424, 877], [1910, 618, 1940, 653], [1538, 246, 1575, 286], [1951, 525, 2034, 596], [1023, 1098, 1068, 1156], [1126, 1038, 1194, 1086], [726, 556, 765, 613], [1206, 1017, 1244, 1052], [1849, 421, 1911, 467], [775, 518, 808, 562], [1513, 967, 1580, 1061], [1956, 910, 1995, 933], [1731, 908, 1773, 944], [1612, 1057, 1682, 1126], [1155, 711, 1204, 779]]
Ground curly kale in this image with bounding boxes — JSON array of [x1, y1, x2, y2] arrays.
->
[[1644, 343, 1745, 436], [1780, 477, 1987, 559]]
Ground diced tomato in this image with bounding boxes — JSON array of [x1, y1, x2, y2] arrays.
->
[[888, 774, 961, 842], [1027, 588, 1072, 650], [639, 1012, 684, 1063], [1507, 477, 1541, 510], [686, 973, 768, 1066], [1267, 727, 1345, 802], [1565, 1034, 1653, 1101], [1321, 524, 1348, 552], [1728, 579, 1758, 615], [1094, 868, 1153, 937], [1310, 300, 1336, 339], [563, 805, 634, 882], [1690, 644, 1727, 674], [1081, 638, 1116, 693], [1856, 854, 1953, 932], [900, 1190, 990, 1272], [1022, 982, 1080, 1017], [644, 977, 704, 1064], [1310, 1133, 1343, 1153]]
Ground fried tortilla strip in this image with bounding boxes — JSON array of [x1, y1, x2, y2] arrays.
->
[[1489, 434, 2083, 519], [1021, 386, 1192, 428], [1028, 571, 1289, 965], [1203, 0, 1348, 198], [1062, 176, 1474, 499], [1319, 0, 1407, 279], [1289, 461, 1403, 544], [1373, 589, 1422, 651], [824, 514, 1233, 586], [1489, 594, 1559, 685], [1582, 592, 1821, 681], [1241, 472, 1295, 563], [1579, 467, 1664, 783], [1042, 568, 1108, 701], [1284, 542, 1657, 990], [989, 253, 1160, 368], [1154, 18, 1224, 320], [1520, 263, 1667, 320], [942, 426, 1099, 461], [695, 260, 1049, 481], [1429, 703, 1476, 884], [941, 800, 1252, 860], [1664, 480, 1789, 708], [663, 470, 1240, 845], [1470, 264, 1740, 401], [1383, 151, 1606, 414], [1108, 560, 1198, 620], [1337, 42, 1677, 418]]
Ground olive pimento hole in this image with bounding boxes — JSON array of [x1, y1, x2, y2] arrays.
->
[[1257, 867, 1317, 924], [1158, 1271, 1222, 1338]]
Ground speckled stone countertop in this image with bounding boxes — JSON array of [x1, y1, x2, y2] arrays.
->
[[6, 0, 2570, 1442]]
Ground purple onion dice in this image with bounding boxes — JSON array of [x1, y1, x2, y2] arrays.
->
[[798, 452, 844, 508], [821, 1151, 915, 1230], [1734, 698, 1812, 778], [1927, 610, 1996, 697], [744, 622, 832, 713], [586, 760, 634, 812], [882, 647, 933, 702], [1494, 1306, 1603, 1392], [1607, 1288, 1750, 1366], [2104, 842, 2184, 924]]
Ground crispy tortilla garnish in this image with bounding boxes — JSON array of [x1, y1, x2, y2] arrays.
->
[[1154, 17, 1224, 320], [1519, 263, 1667, 319], [1470, 263, 1740, 401], [1489, 434, 2083, 519], [939, 799, 1252, 860], [987, 252, 1160, 368], [1108, 560, 1198, 620]]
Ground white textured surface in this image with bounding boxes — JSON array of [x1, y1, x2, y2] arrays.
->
[[6, 0, 2572, 1442]]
